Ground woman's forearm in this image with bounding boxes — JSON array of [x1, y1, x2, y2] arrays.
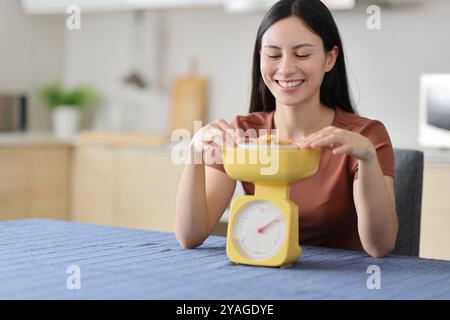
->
[[355, 155, 398, 258], [175, 147, 210, 248]]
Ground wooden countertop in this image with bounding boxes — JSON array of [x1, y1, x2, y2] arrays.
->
[[76, 131, 170, 146], [0, 131, 173, 148], [0, 132, 74, 147]]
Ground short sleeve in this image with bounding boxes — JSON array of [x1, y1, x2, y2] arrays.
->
[[350, 120, 395, 180]]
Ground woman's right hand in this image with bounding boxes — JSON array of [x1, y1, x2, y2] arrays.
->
[[176, 119, 240, 248], [189, 119, 240, 163]]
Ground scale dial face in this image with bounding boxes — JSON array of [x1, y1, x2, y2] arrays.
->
[[232, 200, 286, 261]]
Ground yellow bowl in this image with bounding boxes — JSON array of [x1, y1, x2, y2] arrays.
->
[[222, 146, 321, 183]]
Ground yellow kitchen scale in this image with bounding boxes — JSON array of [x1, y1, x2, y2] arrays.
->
[[222, 136, 320, 268]]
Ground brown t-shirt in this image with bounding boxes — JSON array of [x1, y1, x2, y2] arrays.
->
[[207, 107, 395, 251]]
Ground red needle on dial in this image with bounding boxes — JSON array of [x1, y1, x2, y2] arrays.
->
[[257, 218, 280, 234]]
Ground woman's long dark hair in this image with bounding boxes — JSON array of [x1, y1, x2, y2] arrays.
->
[[249, 0, 356, 114]]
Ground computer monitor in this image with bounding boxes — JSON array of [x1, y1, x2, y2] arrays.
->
[[419, 74, 450, 148]]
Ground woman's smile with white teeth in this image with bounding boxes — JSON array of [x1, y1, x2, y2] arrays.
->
[[276, 80, 305, 88]]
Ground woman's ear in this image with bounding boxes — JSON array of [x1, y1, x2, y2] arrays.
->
[[325, 46, 339, 72]]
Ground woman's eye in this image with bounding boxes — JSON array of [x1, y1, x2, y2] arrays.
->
[[265, 54, 311, 59]]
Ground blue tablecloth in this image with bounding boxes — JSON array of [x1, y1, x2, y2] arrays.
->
[[0, 219, 449, 299]]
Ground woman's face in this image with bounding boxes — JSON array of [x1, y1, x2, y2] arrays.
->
[[260, 16, 338, 108]]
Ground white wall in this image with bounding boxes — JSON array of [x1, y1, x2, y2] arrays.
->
[[163, 8, 260, 127], [63, 11, 175, 132], [0, 0, 64, 131], [63, 8, 261, 133]]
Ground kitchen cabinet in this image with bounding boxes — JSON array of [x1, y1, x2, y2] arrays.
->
[[114, 147, 182, 231], [71, 144, 184, 232], [28, 145, 71, 219], [0, 147, 28, 220], [0, 144, 70, 221], [70, 145, 114, 226], [420, 164, 450, 260]]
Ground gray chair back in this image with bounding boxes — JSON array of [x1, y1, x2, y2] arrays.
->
[[392, 148, 424, 256]]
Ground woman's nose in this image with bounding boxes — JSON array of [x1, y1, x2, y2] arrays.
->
[[277, 56, 297, 76]]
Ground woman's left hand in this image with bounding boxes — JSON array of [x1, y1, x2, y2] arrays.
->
[[297, 126, 376, 161]]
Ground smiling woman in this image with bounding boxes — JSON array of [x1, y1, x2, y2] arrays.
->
[[258, 16, 340, 113], [250, 0, 353, 117], [175, 0, 398, 259]]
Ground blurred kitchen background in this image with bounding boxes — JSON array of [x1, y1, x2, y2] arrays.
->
[[0, 0, 449, 259]]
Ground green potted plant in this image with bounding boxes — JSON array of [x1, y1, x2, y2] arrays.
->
[[39, 84, 95, 138]]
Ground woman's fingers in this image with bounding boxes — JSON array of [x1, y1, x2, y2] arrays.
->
[[215, 119, 234, 131], [299, 132, 325, 148], [214, 119, 243, 146], [216, 119, 244, 146], [309, 134, 340, 148], [201, 126, 222, 143], [202, 123, 235, 149], [301, 133, 338, 149], [300, 129, 356, 156], [298, 126, 337, 148], [299, 128, 367, 158]]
